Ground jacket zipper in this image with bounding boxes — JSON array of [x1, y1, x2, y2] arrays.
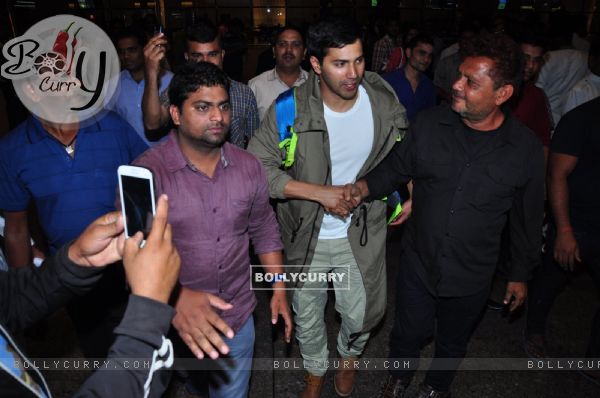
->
[[290, 217, 304, 243], [301, 165, 330, 266]]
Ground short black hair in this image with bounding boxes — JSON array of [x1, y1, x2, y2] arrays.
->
[[307, 16, 361, 63], [114, 28, 147, 48], [168, 61, 229, 109], [461, 33, 523, 91], [406, 34, 434, 50], [186, 20, 221, 48], [273, 26, 305, 47], [518, 32, 547, 54]]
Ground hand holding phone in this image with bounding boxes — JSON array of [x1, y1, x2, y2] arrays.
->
[[118, 165, 156, 246]]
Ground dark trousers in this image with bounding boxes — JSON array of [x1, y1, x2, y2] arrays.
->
[[527, 226, 600, 357], [388, 260, 489, 391]]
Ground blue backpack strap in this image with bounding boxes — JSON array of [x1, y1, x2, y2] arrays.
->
[[275, 87, 296, 142], [275, 87, 298, 168]]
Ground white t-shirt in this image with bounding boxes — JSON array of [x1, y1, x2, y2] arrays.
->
[[319, 85, 374, 240]]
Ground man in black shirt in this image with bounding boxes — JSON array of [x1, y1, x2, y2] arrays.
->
[[345, 34, 545, 397], [525, 97, 600, 384]]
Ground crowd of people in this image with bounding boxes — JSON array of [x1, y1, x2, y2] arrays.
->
[[0, 9, 599, 398]]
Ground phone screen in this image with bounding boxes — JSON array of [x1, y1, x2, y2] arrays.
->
[[121, 175, 154, 239]]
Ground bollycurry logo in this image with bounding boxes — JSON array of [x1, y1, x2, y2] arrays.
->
[[1, 15, 119, 124]]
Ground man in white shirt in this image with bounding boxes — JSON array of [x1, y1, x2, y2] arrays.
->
[[535, 30, 589, 127], [248, 26, 308, 121], [562, 38, 600, 115]]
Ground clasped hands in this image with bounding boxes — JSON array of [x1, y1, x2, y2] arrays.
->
[[319, 183, 366, 218]]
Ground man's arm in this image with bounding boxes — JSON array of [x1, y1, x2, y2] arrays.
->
[[75, 194, 180, 398], [548, 152, 580, 270], [247, 105, 353, 215], [246, 160, 292, 341], [74, 296, 175, 398], [3, 210, 32, 268], [142, 33, 171, 132], [245, 87, 260, 144], [361, 131, 413, 203], [284, 181, 354, 216], [0, 208, 127, 331], [259, 251, 292, 343], [0, 245, 103, 332], [505, 143, 545, 311]]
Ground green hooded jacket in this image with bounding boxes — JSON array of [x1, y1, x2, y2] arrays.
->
[[248, 70, 408, 331]]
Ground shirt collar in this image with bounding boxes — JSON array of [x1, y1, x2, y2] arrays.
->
[[438, 104, 515, 145], [269, 67, 308, 85], [120, 69, 143, 85], [163, 131, 234, 173], [26, 115, 99, 144]]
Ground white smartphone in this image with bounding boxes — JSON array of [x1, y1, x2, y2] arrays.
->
[[117, 165, 156, 244]]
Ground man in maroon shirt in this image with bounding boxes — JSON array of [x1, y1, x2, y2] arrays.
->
[[133, 61, 292, 397], [511, 34, 552, 164]]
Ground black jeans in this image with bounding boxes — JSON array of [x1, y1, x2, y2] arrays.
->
[[388, 257, 489, 391], [526, 225, 600, 357]]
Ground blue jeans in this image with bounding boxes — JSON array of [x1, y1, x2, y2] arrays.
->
[[187, 316, 255, 398]]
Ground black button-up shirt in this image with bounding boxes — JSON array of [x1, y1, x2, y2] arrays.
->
[[366, 105, 544, 296]]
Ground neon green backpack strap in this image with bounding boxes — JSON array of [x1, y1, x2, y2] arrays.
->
[[383, 191, 403, 224], [275, 87, 298, 169]]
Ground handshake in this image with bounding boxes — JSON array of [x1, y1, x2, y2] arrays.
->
[[319, 181, 369, 218]]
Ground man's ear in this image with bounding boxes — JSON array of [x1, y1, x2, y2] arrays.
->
[[309, 55, 321, 75], [169, 105, 181, 126], [184, 53, 189, 61], [495, 84, 514, 106]]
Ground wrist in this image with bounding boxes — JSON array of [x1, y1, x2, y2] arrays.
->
[[311, 185, 329, 205], [356, 180, 369, 200], [557, 225, 573, 234], [67, 243, 89, 267], [145, 68, 159, 80], [133, 288, 169, 304], [272, 282, 286, 292], [270, 272, 286, 285]]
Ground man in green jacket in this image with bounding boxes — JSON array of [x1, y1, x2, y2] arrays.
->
[[248, 16, 408, 398]]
